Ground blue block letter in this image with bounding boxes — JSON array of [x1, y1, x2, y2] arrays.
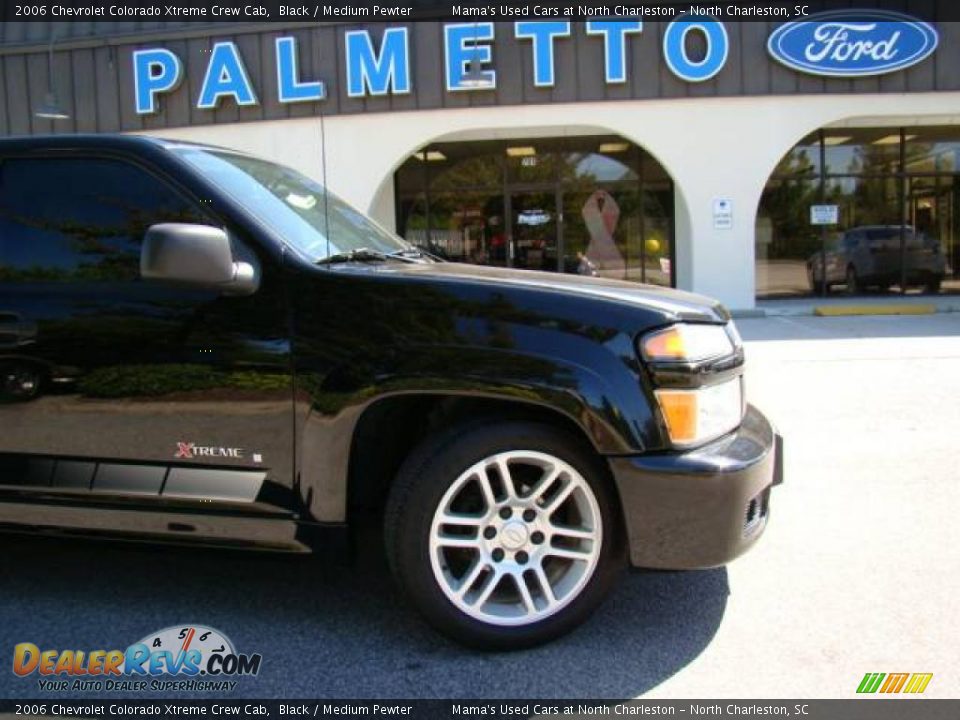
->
[[445, 23, 496, 92], [345, 28, 411, 97], [663, 19, 728, 82], [197, 41, 257, 110], [276, 36, 325, 103], [515, 21, 570, 87], [133, 48, 182, 114], [585, 21, 643, 84]]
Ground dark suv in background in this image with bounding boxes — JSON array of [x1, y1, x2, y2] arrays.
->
[[807, 225, 946, 294], [0, 136, 781, 648]]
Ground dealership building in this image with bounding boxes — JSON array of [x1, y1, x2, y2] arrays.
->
[[0, 9, 958, 310]]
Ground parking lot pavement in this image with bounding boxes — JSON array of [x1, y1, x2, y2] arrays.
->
[[646, 312, 960, 699], [2, 313, 958, 700], [0, 533, 729, 699]]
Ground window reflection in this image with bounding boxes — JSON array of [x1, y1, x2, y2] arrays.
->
[[905, 127, 960, 174], [394, 136, 674, 287], [822, 128, 902, 176], [564, 151, 639, 184], [430, 144, 504, 193], [757, 127, 959, 298], [755, 178, 820, 297], [773, 132, 820, 178], [0, 158, 208, 282]]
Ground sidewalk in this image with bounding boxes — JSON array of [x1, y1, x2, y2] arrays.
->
[[741, 293, 960, 318]]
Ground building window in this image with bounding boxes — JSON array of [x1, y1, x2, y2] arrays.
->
[[394, 136, 675, 287], [757, 127, 959, 298]]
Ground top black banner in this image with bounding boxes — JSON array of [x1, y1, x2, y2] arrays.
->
[[0, 0, 955, 23]]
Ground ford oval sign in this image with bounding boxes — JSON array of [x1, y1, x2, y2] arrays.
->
[[767, 10, 938, 78]]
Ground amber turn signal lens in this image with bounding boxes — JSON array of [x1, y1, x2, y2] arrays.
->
[[654, 378, 743, 447], [640, 324, 735, 363], [653, 390, 699, 445], [643, 327, 687, 360]]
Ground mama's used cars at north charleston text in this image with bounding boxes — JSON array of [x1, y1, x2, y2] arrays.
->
[[0, 136, 781, 648]]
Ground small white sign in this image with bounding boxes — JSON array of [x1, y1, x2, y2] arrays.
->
[[713, 198, 733, 230], [810, 204, 839, 225]]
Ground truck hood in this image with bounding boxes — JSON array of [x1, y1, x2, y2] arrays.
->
[[370, 261, 730, 324]]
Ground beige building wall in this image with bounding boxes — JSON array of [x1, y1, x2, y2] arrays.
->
[[143, 91, 960, 310]]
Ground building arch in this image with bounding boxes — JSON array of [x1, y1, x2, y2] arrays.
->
[[365, 125, 682, 286], [754, 104, 960, 300]]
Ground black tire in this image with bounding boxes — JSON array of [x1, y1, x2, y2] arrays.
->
[[844, 265, 859, 295], [925, 277, 942, 294], [384, 419, 625, 649], [1, 364, 42, 402], [808, 269, 826, 295]]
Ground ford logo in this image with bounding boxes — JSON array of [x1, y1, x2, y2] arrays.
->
[[767, 10, 938, 77]]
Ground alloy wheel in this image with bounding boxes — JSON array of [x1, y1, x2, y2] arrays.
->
[[428, 450, 602, 627]]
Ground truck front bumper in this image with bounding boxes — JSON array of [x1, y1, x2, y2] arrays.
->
[[609, 404, 782, 569]]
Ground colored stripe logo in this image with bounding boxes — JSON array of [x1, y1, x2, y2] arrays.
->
[[858, 672, 933, 694]]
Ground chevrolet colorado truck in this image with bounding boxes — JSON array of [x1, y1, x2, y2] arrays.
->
[[0, 136, 781, 648]]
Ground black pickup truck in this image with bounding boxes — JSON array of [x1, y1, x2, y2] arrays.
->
[[0, 136, 781, 648]]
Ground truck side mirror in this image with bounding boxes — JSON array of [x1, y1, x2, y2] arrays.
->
[[140, 223, 259, 296]]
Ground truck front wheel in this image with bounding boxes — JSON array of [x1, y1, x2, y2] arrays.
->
[[385, 420, 624, 649]]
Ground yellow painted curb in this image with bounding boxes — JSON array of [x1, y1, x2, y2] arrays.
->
[[814, 304, 937, 317]]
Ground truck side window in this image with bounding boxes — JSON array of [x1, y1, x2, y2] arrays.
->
[[0, 157, 208, 283]]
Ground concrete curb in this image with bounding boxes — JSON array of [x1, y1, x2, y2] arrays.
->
[[735, 300, 960, 319], [813, 304, 937, 317]]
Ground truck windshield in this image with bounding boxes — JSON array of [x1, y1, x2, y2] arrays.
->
[[173, 147, 411, 262]]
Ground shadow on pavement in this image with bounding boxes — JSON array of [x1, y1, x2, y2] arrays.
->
[[0, 532, 729, 699]]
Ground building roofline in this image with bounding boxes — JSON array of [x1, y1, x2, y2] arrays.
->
[[0, 21, 324, 56]]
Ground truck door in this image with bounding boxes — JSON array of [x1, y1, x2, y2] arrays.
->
[[0, 152, 299, 548]]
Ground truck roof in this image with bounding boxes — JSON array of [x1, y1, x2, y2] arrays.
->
[[0, 133, 228, 154]]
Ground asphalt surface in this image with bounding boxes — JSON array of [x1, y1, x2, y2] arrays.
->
[[2, 312, 958, 700], [1, 535, 728, 699]]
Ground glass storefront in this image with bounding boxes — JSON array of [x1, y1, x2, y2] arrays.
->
[[757, 127, 959, 298], [395, 136, 675, 286]]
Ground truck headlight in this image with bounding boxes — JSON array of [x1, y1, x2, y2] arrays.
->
[[640, 322, 745, 447], [640, 323, 735, 363], [654, 377, 744, 447]]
